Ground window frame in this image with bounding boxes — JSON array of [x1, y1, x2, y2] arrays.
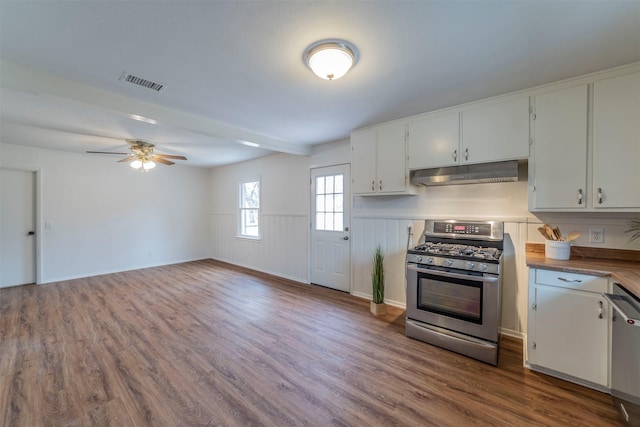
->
[[314, 173, 345, 232], [237, 178, 261, 240]]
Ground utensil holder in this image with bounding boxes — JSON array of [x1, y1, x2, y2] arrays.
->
[[545, 240, 570, 260]]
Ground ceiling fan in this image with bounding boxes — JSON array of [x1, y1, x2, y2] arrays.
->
[[87, 139, 187, 171]]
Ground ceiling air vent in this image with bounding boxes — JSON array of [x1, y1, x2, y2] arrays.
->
[[120, 72, 166, 93]]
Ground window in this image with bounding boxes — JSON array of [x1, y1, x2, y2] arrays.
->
[[239, 180, 260, 238], [315, 174, 343, 231]]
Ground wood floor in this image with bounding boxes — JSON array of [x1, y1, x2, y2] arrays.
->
[[1, 259, 622, 426]]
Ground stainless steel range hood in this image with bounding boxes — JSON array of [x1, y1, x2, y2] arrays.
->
[[410, 160, 519, 186]]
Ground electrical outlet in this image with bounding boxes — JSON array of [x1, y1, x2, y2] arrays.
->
[[589, 228, 604, 243]]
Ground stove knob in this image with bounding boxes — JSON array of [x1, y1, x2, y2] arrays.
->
[[480, 264, 488, 271], [446, 259, 454, 266], [416, 256, 423, 263], [427, 257, 434, 264], [467, 262, 475, 269]]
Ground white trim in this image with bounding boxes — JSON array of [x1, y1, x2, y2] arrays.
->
[[35, 169, 43, 285], [238, 178, 261, 239], [39, 257, 211, 285], [209, 256, 309, 285], [352, 212, 534, 223]]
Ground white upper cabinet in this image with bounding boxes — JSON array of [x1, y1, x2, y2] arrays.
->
[[407, 112, 460, 169], [376, 123, 411, 194], [530, 85, 588, 210], [351, 127, 377, 195], [461, 96, 531, 164], [529, 70, 640, 212], [592, 72, 640, 209], [407, 97, 530, 170], [351, 123, 413, 196]]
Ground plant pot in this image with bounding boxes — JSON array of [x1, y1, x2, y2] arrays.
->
[[370, 301, 387, 316]]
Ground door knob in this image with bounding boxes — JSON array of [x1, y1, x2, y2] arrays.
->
[[343, 236, 349, 240], [27, 231, 35, 236]]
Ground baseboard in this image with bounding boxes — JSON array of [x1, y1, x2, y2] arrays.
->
[[39, 257, 210, 285]]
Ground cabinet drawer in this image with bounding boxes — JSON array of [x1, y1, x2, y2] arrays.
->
[[534, 269, 607, 293]]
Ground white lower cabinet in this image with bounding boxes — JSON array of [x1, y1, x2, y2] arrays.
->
[[527, 268, 609, 389]]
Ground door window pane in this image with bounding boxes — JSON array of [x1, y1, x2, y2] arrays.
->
[[314, 173, 344, 231]]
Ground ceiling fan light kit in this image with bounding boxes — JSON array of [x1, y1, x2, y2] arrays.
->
[[304, 40, 358, 80], [86, 139, 187, 171], [130, 159, 156, 171]]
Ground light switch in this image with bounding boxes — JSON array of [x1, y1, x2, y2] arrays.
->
[[45, 221, 53, 229]]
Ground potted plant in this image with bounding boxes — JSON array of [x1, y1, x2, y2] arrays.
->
[[370, 245, 386, 316], [626, 217, 640, 243]]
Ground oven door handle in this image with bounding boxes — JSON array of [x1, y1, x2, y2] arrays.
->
[[407, 264, 499, 283]]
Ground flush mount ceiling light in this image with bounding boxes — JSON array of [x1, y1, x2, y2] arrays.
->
[[304, 40, 358, 80]]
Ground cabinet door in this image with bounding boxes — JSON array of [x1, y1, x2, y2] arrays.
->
[[532, 85, 588, 209], [376, 123, 408, 193], [351, 128, 377, 194], [593, 72, 640, 208], [408, 112, 459, 169], [531, 285, 608, 386], [461, 97, 530, 164]]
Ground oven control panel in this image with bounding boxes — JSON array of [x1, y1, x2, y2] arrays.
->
[[426, 220, 503, 240]]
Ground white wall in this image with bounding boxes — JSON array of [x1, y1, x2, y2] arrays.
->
[[0, 143, 211, 283], [208, 139, 351, 282], [209, 153, 312, 282]]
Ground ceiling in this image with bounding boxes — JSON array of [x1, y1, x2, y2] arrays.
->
[[1, 1, 639, 168]]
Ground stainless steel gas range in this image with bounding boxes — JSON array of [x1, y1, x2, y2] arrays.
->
[[405, 219, 504, 365]]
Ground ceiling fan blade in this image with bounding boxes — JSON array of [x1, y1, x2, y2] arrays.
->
[[117, 156, 137, 163], [152, 156, 175, 165], [86, 151, 130, 155], [154, 154, 187, 160]]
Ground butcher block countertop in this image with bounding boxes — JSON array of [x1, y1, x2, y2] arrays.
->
[[526, 243, 640, 299]]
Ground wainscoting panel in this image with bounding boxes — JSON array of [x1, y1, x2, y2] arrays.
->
[[210, 213, 309, 283], [351, 217, 413, 307]]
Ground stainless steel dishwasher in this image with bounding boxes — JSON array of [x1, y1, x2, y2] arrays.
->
[[603, 283, 640, 427]]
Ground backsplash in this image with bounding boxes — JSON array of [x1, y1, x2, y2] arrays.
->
[[529, 213, 640, 251]]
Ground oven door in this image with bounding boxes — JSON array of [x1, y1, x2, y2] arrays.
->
[[406, 263, 500, 342]]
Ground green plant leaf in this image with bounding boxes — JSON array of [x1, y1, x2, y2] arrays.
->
[[625, 218, 640, 243], [371, 245, 385, 304]]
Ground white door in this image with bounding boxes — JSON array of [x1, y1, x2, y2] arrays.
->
[[310, 164, 350, 292], [1, 169, 36, 288]]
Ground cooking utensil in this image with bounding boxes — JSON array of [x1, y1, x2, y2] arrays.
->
[[553, 227, 562, 241], [544, 224, 555, 240], [538, 227, 551, 240], [565, 231, 581, 242]]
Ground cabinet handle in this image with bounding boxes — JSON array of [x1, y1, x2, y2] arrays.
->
[[371, 180, 375, 191], [453, 150, 457, 162], [464, 148, 469, 161], [379, 180, 383, 191], [598, 300, 604, 319], [557, 277, 582, 283], [597, 187, 603, 205], [577, 188, 583, 205]]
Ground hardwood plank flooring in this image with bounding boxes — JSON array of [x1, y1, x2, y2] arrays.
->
[[1, 259, 622, 426]]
